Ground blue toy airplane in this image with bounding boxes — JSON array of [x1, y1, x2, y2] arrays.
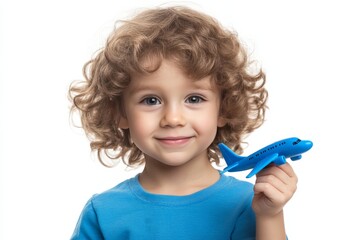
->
[[219, 137, 313, 178]]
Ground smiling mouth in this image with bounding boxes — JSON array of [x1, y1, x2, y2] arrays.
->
[[155, 136, 193, 145]]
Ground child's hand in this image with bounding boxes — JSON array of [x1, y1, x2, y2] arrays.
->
[[252, 163, 298, 217]]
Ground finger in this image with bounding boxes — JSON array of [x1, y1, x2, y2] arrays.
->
[[253, 182, 286, 206], [255, 173, 289, 194], [257, 163, 298, 186], [260, 162, 295, 177], [256, 164, 298, 196], [254, 179, 296, 207], [277, 162, 297, 179]]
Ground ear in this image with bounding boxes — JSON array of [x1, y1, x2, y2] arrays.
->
[[117, 101, 130, 129], [118, 113, 129, 129], [217, 116, 226, 128], [119, 117, 129, 129]]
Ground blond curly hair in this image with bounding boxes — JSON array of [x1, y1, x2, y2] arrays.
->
[[69, 6, 267, 167]]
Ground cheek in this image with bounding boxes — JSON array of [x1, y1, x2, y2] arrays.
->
[[192, 111, 219, 135], [127, 115, 156, 139]]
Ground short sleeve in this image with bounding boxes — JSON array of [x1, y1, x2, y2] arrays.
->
[[71, 197, 104, 240]]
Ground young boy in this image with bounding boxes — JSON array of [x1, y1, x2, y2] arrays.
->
[[69, 6, 297, 240]]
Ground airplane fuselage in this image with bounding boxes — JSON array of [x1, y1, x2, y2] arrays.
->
[[219, 137, 313, 176]]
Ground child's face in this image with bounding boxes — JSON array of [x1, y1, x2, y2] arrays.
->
[[119, 59, 225, 167]]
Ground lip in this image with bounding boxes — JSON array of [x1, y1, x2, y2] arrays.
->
[[155, 136, 193, 146]]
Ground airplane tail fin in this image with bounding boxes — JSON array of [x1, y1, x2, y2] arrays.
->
[[218, 143, 246, 173]]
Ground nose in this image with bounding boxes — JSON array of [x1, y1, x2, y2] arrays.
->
[[160, 104, 186, 128]]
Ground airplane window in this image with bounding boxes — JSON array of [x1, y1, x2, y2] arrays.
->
[[292, 139, 301, 145]]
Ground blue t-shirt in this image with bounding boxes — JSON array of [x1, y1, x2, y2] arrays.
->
[[71, 174, 256, 240]]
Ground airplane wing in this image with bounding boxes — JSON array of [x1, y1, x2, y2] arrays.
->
[[246, 153, 286, 178]]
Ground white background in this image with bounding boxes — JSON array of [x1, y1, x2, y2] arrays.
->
[[1, 0, 359, 239]]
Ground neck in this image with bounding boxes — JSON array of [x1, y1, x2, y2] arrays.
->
[[139, 156, 220, 196]]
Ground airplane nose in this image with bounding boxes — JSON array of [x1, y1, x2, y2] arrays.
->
[[303, 140, 313, 150]]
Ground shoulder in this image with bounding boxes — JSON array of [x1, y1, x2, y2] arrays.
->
[[71, 177, 137, 239], [90, 177, 136, 206], [221, 174, 254, 193]]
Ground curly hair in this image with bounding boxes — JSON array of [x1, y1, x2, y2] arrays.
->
[[69, 6, 268, 167]]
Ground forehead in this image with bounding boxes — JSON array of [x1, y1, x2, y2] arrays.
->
[[128, 58, 216, 91]]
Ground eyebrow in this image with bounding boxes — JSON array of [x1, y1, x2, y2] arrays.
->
[[127, 78, 216, 95], [191, 79, 219, 94], [191, 80, 215, 91], [126, 84, 161, 95]]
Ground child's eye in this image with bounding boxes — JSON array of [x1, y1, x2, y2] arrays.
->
[[141, 97, 161, 105], [185, 95, 204, 104]]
